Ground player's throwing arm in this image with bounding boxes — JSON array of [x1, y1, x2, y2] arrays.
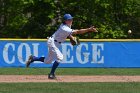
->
[[68, 26, 98, 46]]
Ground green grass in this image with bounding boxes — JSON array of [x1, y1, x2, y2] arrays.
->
[[0, 68, 139, 75], [0, 82, 139, 93], [0, 68, 139, 93]]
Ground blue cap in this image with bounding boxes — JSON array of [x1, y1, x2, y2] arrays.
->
[[63, 14, 73, 20]]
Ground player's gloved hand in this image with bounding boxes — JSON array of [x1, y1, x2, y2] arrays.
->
[[88, 26, 98, 32], [70, 37, 80, 46]]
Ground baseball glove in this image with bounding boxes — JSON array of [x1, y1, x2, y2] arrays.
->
[[70, 37, 80, 46]]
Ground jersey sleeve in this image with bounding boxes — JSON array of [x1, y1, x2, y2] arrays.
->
[[63, 26, 73, 37], [68, 29, 74, 37]]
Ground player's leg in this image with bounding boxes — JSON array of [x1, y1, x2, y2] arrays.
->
[[48, 47, 63, 79], [26, 40, 50, 68], [26, 44, 55, 68], [32, 56, 45, 62], [48, 61, 59, 79], [26, 55, 45, 68]]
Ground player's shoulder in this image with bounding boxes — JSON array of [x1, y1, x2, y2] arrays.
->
[[60, 24, 72, 31]]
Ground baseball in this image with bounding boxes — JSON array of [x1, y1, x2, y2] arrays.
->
[[128, 30, 132, 34]]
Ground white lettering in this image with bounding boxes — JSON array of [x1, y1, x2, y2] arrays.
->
[[2, 42, 104, 65], [17, 43, 31, 64], [32, 43, 39, 56], [3, 43, 15, 64], [91, 44, 104, 64], [61, 43, 73, 63], [32, 43, 40, 63], [76, 44, 90, 64]]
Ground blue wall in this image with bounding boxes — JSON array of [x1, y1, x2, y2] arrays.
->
[[0, 39, 140, 67]]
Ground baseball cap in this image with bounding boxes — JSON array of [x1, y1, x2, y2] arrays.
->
[[63, 14, 73, 20]]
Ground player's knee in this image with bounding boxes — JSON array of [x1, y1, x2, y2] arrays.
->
[[58, 55, 63, 61]]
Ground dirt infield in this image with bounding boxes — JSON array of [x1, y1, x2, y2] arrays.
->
[[0, 75, 139, 83]]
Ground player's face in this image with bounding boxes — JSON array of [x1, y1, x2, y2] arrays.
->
[[65, 19, 73, 26]]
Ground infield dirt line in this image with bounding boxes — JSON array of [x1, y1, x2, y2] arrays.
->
[[0, 75, 139, 83]]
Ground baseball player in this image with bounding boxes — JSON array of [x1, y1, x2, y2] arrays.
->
[[26, 14, 98, 79]]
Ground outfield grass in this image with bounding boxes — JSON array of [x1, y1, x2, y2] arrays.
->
[[0, 68, 139, 75], [0, 82, 139, 93]]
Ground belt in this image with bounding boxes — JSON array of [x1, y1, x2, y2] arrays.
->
[[54, 40, 61, 44], [50, 36, 61, 44]]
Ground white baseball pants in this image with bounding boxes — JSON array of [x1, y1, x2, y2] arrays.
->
[[44, 37, 63, 64]]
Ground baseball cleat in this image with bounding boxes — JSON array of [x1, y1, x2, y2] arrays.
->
[[26, 55, 34, 68], [48, 73, 56, 79]]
